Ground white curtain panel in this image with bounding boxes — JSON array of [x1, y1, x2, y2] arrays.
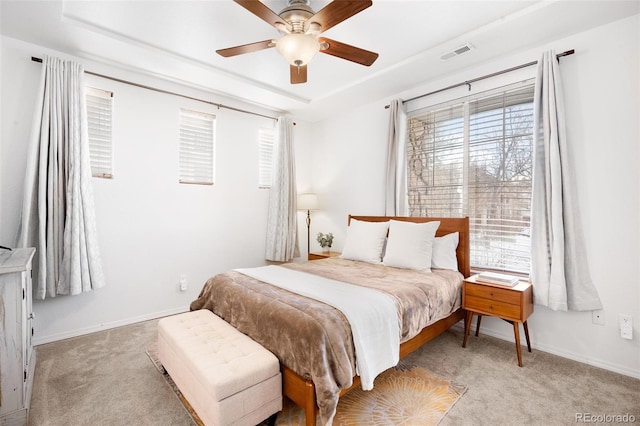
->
[[265, 116, 299, 261], [530, 50, 602, 311], [16, 55, 105, 299], [385, 99, 408, 216]]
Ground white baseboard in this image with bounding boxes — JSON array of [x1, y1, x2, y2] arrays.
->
[[32, 306, 190, 346], [452, 323, 640, 379]]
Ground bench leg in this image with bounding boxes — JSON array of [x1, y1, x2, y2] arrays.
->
[[266, 413, 278, 426]]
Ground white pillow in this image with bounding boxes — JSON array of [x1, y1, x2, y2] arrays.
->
[[340, 219, 390, 264], [431, 232, 459, 271], [383, 220, 440, 271]]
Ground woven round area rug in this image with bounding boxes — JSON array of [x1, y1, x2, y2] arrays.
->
[[275, 366, 466, 426]]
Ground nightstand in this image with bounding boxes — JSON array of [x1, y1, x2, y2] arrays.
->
[[308, 251, 341, 261], [462, 274, 534, 367]]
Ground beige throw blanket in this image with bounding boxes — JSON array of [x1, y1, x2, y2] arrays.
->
[[190, 258, 462, 425], [235, 265, 400, 391]]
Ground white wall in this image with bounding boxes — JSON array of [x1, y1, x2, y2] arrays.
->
[[1, 14, 637, 378], [303, 103, 390, 251], [0, 36, 312, 343], [309, 15, 640, 378]]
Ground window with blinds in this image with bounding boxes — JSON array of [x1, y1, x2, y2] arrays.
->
[[179, 108, 216, 185], [258, 127, 275, 189], [407, 82, 535, 273], [86, 87, 113, 178]]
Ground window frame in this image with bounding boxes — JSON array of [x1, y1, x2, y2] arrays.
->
[[178, 108, 216, 186], [258, 127, 275, 189], [85, 86, 114, 179], [406, 80, 535, 274]]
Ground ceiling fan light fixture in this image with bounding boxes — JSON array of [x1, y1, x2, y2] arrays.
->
[[276, 33, 320, 66]]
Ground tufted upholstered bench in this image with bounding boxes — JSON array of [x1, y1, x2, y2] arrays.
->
[[157, 309, 282, 426]]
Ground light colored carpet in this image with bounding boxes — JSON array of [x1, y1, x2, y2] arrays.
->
[[29, 318, 640, 425], [28, 319, 194, 426], [146, 343, 204, 425]]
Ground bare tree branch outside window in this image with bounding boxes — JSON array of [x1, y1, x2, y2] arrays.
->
[[407, 85, 534, 273]]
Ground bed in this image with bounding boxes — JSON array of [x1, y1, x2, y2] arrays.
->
[[190, 215, 470, 426]]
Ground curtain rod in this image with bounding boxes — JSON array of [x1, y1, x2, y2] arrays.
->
[[385, 49, 574, 109], [31, 56, 278, 121]]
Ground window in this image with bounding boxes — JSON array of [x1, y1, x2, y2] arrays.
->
[[85, 87, 113, 178], [179, 108, 216, 185], [407, 82, 534, 273], [258, 127, 275, 188]]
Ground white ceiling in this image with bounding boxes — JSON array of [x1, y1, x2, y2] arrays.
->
[[1, 1, 638, 121]]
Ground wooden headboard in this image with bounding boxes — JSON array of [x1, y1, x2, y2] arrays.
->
[[348, 215, 471, 278]]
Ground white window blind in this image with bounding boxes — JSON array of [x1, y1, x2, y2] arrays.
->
[[85, 87, 113, 178], [179, 108, 216, 185], [407, 82, 535, 274], [258, 127, 275, 188]]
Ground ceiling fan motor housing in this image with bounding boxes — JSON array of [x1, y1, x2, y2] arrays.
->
[[279, 0, 316, 33]]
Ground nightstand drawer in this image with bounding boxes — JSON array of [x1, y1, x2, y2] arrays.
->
[[465, 282, 520, 305], [464, 295, 521, 319]]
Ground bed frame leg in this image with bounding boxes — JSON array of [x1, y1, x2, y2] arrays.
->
[[304, 380, 317, 426]]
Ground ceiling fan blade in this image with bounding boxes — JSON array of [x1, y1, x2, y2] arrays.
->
[[318, 37, 378, 66], [309, 0, 372, 33], [290, 64, 308, 84], [216, 39, 275, 57], [233, 0, 286, 29]]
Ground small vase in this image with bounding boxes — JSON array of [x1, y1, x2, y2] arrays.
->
[[322, 246, 330, 253]]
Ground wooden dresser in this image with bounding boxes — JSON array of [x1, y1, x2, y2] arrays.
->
[[0, 248, 36, 425]]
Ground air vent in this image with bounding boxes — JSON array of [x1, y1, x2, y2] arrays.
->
[[441, 43, 474, 61]]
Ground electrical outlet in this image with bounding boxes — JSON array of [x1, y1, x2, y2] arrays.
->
[[179, 274, 187, 292], [619, 314, 633, 340], [592, 309, 605, 326], [619, 314, 633, 325]]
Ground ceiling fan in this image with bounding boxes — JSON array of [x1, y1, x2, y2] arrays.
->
[[217, 0, 379, 84]]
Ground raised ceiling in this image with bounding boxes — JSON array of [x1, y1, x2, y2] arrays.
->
[[1, 1, 638, 121]]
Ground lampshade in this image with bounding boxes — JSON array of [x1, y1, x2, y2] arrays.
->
[[276, 34, 320, 67], [298, 193, 319, 211]]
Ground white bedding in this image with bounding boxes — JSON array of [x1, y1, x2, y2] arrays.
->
[[235, 265, 400, 390]]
